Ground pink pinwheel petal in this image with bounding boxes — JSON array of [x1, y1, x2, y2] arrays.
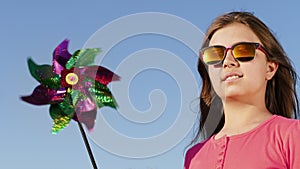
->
[[73, 108, 97, 131], [52, 39, 72, 74], [21, 85, 66, 105], [80, 66, 120, 85], [76, 97, 97, 112]]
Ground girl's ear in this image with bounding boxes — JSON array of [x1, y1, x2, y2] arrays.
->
[[266, 61, 278, 80]]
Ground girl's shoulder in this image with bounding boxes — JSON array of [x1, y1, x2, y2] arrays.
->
[[184, 138, 211, 168], [269, 115, 300, 137], [272, 115, 300, 128], [185, 137, 212, 158]]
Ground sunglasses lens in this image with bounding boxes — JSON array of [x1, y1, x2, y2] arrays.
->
[[202, 46, 225, 65], [201, 43, 258, 65], [233, 43, 255, 61]]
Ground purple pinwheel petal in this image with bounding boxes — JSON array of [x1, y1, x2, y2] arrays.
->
[[80, 66, 120, 85], [21, 85, 66, 105], [52, 39, 72, 74]]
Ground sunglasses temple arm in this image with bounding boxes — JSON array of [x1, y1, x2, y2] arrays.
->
[[257, 45, 269, 57]]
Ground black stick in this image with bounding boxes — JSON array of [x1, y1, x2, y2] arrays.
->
[[77, 121, 98, 169]]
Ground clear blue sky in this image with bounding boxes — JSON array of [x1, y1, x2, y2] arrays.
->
[[2, 1, 300, 169]]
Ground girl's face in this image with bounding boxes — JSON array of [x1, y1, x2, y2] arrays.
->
[[207, 23, 277, 101]]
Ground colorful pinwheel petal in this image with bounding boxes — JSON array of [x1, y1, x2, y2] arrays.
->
[[21, 39, 120, 134]]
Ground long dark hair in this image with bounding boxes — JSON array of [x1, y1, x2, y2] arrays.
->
[[191, 11, 299, 144]]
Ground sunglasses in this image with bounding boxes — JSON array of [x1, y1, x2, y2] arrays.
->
[[200, 42, 268, 65]]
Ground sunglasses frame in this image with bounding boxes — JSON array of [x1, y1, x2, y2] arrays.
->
[[200, 42, 268, 65]]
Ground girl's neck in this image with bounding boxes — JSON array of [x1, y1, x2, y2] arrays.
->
[[215, 98, 272, 139]]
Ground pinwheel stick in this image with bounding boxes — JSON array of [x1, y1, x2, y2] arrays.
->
[[78, 121, 98, 169]]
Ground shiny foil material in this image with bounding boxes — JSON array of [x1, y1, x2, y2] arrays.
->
[[21, 39, 120, 134]]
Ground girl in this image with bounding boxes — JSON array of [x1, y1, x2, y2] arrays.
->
[[184, 11, 300, 169]]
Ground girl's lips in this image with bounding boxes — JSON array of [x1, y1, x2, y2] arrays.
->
[[225, 75, 243, 82], [222, 72, 243, 81]]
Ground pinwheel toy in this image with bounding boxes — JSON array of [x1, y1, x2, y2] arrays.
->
[[21, 39, 120, 169]]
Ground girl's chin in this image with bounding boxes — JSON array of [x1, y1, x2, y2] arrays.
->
[[216, 89, 243, 99], [219, 93, 244, 100]]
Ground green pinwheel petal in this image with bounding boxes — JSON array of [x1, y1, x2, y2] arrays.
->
[[40, 76, 61, 89], [65, 48, 101, 69], [58, 93, 75, 116], [88, 81, 117, 109], [27, 58, 61, 89], [49, 93, 75, 134], [49, 104, 73, 134]]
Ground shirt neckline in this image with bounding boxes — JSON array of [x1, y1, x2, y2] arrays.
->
[[211, 114, 278, 142]]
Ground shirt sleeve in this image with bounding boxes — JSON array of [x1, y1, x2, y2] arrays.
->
[[283, 119, 300, 169]]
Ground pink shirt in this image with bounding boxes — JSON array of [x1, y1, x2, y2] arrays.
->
[[184, 115, 300, 169]]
